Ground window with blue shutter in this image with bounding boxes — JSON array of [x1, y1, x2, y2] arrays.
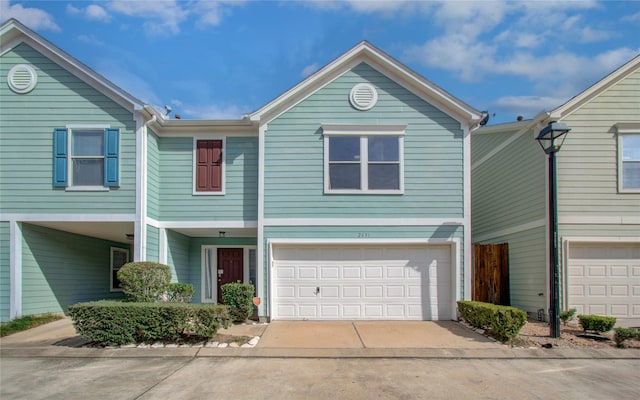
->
[[52, 127, 120, 188]]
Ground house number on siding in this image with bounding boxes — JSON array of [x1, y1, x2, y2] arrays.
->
[[357, 232, 370, 238]]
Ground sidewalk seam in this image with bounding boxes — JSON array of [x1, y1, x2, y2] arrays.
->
[[352, 322, 366, 349]]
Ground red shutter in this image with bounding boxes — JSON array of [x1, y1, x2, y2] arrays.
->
[[196, 140, 223, 192]]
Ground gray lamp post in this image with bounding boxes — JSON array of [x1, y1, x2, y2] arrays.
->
[[536, 121, 571, 338]]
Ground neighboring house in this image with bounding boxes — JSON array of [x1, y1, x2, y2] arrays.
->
[[471, 54, 640, 327], [1, 19, 485, 323]]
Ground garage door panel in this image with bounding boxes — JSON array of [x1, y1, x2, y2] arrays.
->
[[272, 244, 452, 320], [568, 243, 640, 327]]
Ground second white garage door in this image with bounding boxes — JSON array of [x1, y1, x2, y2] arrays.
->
[[272, 244, 453, 320]]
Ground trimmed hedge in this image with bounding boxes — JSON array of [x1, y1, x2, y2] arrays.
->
[[614, 327, 639, 348], [221, 282, 255, 322], [164, 283, 195, 303], [68, 301, 232, 345], [457, 301, 527, 342], [117, 262, 171, 302], [578, 314, 616, 333]]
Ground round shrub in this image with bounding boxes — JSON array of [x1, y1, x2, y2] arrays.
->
[[117, 262, 171, 302], [221, 282, 255, 322]]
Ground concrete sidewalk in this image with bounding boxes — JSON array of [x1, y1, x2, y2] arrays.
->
[[2, 318, 639, 360]]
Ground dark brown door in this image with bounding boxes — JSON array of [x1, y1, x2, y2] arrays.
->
[[217, 248, 244, 303]]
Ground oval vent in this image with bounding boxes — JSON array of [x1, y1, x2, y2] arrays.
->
[[8, 64, 38, 94], [349, 83, 378, 111]]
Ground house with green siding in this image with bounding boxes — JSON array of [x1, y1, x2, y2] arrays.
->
[[471, 54, 640, 327], [1, 19, 485, 322]]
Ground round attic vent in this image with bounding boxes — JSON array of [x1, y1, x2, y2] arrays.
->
[[349, 83, 378, 111], [7, 64, 38, 94]]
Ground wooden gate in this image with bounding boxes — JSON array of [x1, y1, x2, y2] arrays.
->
[[473, 243, 510, 306]]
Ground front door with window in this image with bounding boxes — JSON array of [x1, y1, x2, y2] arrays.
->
[[217, 248, 244, 303]]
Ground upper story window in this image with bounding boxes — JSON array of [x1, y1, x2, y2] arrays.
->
[[194, 138, 225, 194], [53, 126, 119, 190], [322, 124, 405, 194], [619, 132, 640, 192]]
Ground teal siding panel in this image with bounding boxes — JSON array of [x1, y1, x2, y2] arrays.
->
[[476, 226, 547, 317], [166, 229, 190, 282], [146, 131, 160, 220], [471, 129, 546, 237], [146, 225, 159, 262], [0, 43, 136, 214], [264, 63, 464, 219], [0, 222, 9, 321], [157, 136, 258, 221], [21, 223, 125, 316]]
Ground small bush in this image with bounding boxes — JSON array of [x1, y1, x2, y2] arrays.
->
[[457, 301, 527, 342], [68, 301, 232, 345], [559, 308, 577, 325], [613, 327, 639, 348], [117, 262, 171, 302], [221, 281, 255, 322], [164, 283, 195, 303], [578, 314, 616, 333]]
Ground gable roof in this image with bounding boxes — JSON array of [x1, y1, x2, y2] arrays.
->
[[1, 18, 145, 112], [547, 53, 640, 121], [249, 41, 484, 126]]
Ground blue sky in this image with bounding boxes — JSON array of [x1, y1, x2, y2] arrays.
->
[[2, 0, 639, 124]]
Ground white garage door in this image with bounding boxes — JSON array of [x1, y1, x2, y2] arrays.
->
[[272, 244, 453, 320], [567, 242, 640, 327]]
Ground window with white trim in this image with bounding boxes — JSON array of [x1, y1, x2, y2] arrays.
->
[[323, 124, 405, 194], [110, 247, 129, 292], [619, 133, 640, 191], [53, 126, 120, 189]]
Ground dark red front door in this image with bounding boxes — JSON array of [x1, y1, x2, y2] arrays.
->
[[217, 248, 244, 303]]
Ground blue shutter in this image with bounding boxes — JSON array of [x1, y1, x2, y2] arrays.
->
[[53, 128, 68, 187], [104, 128, 119, 187]]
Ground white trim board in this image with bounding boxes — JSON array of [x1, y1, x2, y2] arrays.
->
[[145, 218, 258, 229], [0, 214, 136, 222], [264, 218, 464, 226]]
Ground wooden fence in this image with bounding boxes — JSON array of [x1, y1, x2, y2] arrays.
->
[[473, 243, 510, 306]]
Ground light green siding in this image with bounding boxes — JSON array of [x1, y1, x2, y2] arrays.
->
[[476, 226, 547, 317], [264, 63, 464, 219], [146, 225, 159, 262], [0, 43, 136, 214], [0, 222, 9, 321], [471, 128, 546, 238], [558, 68, 640, 217], [560, 224, 640, 238], [166, 229, 190, 282], [155, 136, 258, 221], [471, 130, 514, 163], [146, 130, 160, 220], [21, 223, 125, 316]]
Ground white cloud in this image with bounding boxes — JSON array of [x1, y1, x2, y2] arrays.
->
[[86, 4, 111, 22], [1, 1, 60, 31], [300, 63, 319, 77], [621, 12, 640, 22], [492, 95, 569, 120], [77, 34, 105, 46]]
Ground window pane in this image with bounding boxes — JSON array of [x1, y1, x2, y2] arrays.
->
[[622, 135, 640, 161], [368, 164, 400, 190], [368, 136, 399, 162], [329, 164, 360, 189], [72, 159, 103, 186], [72, 130, 104, 156], [329, 137, 360, 161], [622, 162, 640, 189]]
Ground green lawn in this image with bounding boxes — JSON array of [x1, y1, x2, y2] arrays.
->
[[0, 314, 63, 337]]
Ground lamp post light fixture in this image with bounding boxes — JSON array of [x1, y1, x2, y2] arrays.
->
[[536, 121, 571, 339]]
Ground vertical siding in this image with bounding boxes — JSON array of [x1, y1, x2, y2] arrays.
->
[[264, 62, 464, 219], [0, 43, 136, 214], [146, 130, 160, 220], [471, 128, 546, 237], [155, 136, 258, 221], [0, 222, 9, 321], [166, 229, 190, 282], [558, 68, 640, 216], [21, 223, 125, 316], [146, 225, 159, 262], [477, 226, 547, 317]]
